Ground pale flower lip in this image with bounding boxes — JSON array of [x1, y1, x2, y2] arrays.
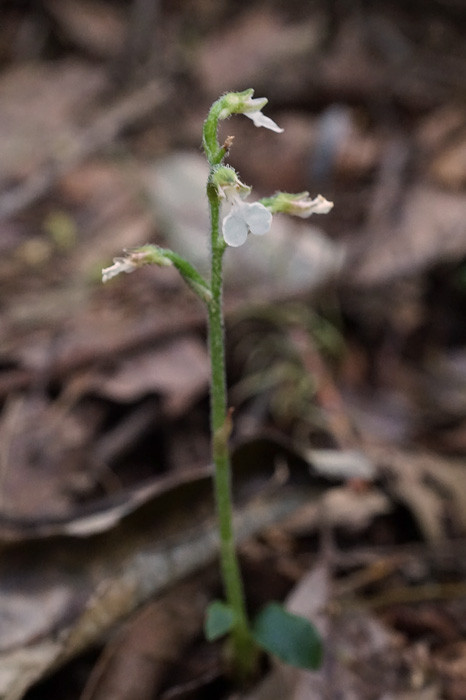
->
[[222, 210, 249, 247], [102, 256, 137, 282], [244, 111, 284, 133], [222, 200, 272, 247], [292, 194, 334, 218]]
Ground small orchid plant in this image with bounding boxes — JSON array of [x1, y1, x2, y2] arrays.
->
[[103, 90, 333, 681]]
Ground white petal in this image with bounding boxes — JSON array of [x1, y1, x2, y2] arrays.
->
[[102, 265, 119, 283], [222, 211, 249, 247], [308, 195, 334, 215], [102, 257, 135, 282], [241, 202, 272, 236], [244, 111, 284, 133], [244, 96, 268, 112], [289, 194, 334, 218]]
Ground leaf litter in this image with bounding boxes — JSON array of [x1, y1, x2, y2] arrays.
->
[[1, 0, 466, 698]]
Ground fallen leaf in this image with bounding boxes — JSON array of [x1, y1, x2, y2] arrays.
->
[[349, 186, 466, 286], [198, 9, 324, 96], [369, 445, 466, 542], [79, 581, 208, 700], [45, 0, 127, 59], [0, 437, 338, 699], [0, 60, 107, 187], [90, 336, 210, 417]]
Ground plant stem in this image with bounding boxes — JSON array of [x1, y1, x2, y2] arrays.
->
[[207, 184, 257, 680]]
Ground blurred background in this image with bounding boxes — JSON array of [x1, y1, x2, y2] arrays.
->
[[1, 1, 466, 698]]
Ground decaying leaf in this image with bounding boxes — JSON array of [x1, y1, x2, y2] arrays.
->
[[79, 581, 208, 700], [368, 445, 466, 542], [0, 438, 339, 700], [45, 0, 127, 59], [0, 60, 107, 189], [349, 186, 466, 286], [198, 9, 324, 96], [89, 336, 209, 417]]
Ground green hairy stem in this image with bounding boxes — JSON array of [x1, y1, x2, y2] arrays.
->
[[204, 105, 258, 680]]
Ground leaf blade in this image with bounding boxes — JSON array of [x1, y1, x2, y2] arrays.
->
[[204, 600, 235, 641], [252, 602, 323, 670]]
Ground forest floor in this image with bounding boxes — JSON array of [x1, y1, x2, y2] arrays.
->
[[1, 1, 466, 698]]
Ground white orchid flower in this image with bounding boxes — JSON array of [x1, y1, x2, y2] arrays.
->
[[223, 199, 273, 247], [239, 94, 283, 133], [212, 166, 273, 247], [219, 90, 284, 133]]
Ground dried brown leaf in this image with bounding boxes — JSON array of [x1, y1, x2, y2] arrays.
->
[[45, 0, 127, 59], [80, 582, 207, 700], [0, 438, 335, 699], [90, 336, 209, 417], [0, 61, 107, 187], [350, 186, 466, 285], [370, 446, 466, 542], [198, 9, 323, 96]]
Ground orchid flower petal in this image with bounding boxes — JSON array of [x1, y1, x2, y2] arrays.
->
[[222, 211, 249, 247], [241, 201, 273, 236], [222, 201, 273, 246], [305, 194, 334, 215], [102, 257, 137, 282], [244, 111, 284, 133], [290, 194, 334, 218]]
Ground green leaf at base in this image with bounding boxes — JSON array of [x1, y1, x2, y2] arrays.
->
[[204, 600, 236, 641], [252, 602, 323, 670]]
